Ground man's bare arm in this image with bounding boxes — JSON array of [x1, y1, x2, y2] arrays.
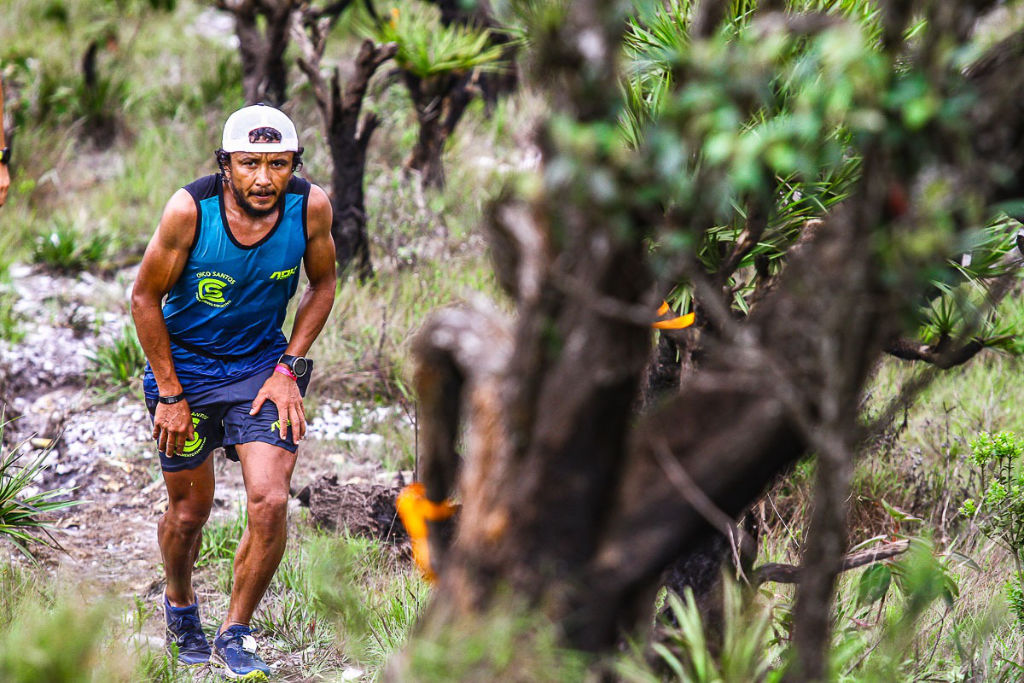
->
[[250, 184, 336, 442], [286, 184, 337, 356], [131, 189, 197, 454]]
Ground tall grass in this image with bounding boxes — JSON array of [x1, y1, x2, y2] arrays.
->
[[0, 0, 239, 266], [309, 533, 429, 674], [393, 595, 589, 682]]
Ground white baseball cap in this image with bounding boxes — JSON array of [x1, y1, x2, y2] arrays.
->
[[221, 104, 299, 153]]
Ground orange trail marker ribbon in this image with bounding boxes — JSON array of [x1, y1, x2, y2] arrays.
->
[[396, 483, 458, 583], [652, 300, 695, 330]]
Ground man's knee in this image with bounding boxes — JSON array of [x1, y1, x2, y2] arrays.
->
[[246, 489, 289, 530], [163, 500, 212, 535]]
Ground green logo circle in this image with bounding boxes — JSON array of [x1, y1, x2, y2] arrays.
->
[[197, 277, 228, 304], [182, 413, 206, 456]]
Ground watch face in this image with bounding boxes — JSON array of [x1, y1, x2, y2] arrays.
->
[[291, 357, 309, 377]]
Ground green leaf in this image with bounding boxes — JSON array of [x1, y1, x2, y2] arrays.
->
[[880, 498, 923, 523], [857, 563, 892, 606], [651, 642, 686, 680], [946, 551, 982, 572]]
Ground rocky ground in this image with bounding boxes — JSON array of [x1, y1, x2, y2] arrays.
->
[[0, 263, 414, 678]]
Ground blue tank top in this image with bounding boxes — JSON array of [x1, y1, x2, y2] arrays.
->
[[142, 174, 310, 399]]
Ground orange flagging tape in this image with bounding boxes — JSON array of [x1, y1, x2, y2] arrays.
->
[[396, 483, 458, 582], [653, 312, 695, 330], [653, 301, 695, 330]]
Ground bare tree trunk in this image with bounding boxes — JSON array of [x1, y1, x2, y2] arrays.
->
[[294, 9, 396, 279], [402, 71, 475, 190], [786, 435, 854, 681], [80, 40, 119, 147], [218, 0, 296, 106]]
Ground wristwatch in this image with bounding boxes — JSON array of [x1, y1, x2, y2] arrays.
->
[[277, 354, 309, 378], [0, 148, 9, 165]]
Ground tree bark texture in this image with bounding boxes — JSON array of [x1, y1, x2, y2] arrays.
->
[[294, 9, 396, 279], [402, 71, 474, 190], [217, 0, 296, 106]]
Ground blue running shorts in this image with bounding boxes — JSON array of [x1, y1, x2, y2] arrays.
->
[[146, 363, 313, 472]]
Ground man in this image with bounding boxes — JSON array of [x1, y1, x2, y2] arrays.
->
[[1, 74, 10, 207], [131, 104, 335, 681]]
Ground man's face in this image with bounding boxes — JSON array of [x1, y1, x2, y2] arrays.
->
[[224, 152, 295, 217]]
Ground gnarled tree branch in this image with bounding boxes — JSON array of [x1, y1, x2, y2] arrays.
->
[[293, 6, 396, 278], [753, 540, 910, 586]]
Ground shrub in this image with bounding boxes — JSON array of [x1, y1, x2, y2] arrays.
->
[[87, 325, 146, 389], [959, 431, 1024, 562], [32, 221, 109, 274], [0, 290, 24, 343], [959, 431, 1024, 627], [0, 594, 115, 683], [372, 2, 509, 79], [0, 436, 79, 560]]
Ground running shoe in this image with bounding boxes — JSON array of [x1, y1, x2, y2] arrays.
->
[[164, 595, 212, 665], [212, 624, 272, 681]]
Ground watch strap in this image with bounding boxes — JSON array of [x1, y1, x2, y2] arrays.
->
[[274, 363, 297, 381], [158, 392, 186, 405]]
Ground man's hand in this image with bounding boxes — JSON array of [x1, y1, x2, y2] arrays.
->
[[0, 164, 9, 207], [154, 401, 194, 455], [250, 372, 306, 444]]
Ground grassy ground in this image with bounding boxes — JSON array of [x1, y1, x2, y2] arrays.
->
[[4, 0, 1024, 680]]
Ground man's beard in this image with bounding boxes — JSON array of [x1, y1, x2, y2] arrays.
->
[[228, 179, 279, 218]]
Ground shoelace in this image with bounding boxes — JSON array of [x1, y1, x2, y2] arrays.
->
[[169, 612, 208, 651]]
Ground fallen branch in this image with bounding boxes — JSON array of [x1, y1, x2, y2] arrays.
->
[[752, 539, 910, 586], [884, 336, 985, 369]]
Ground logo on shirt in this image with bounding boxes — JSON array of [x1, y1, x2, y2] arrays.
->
[[269, 266, 298, 281], [195, 271, 236, 308]]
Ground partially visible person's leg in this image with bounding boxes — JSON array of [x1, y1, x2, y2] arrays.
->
[[160, 456, 216, 606], [159, 455, 217, 666], [222, 441, 297, 630]]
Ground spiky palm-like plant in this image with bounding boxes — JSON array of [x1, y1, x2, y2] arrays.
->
[[0, 432, 79, 561], [370, 1, 512, 188]]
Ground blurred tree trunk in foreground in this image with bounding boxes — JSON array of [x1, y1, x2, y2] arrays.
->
[[397, 0, 1024, 680]]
